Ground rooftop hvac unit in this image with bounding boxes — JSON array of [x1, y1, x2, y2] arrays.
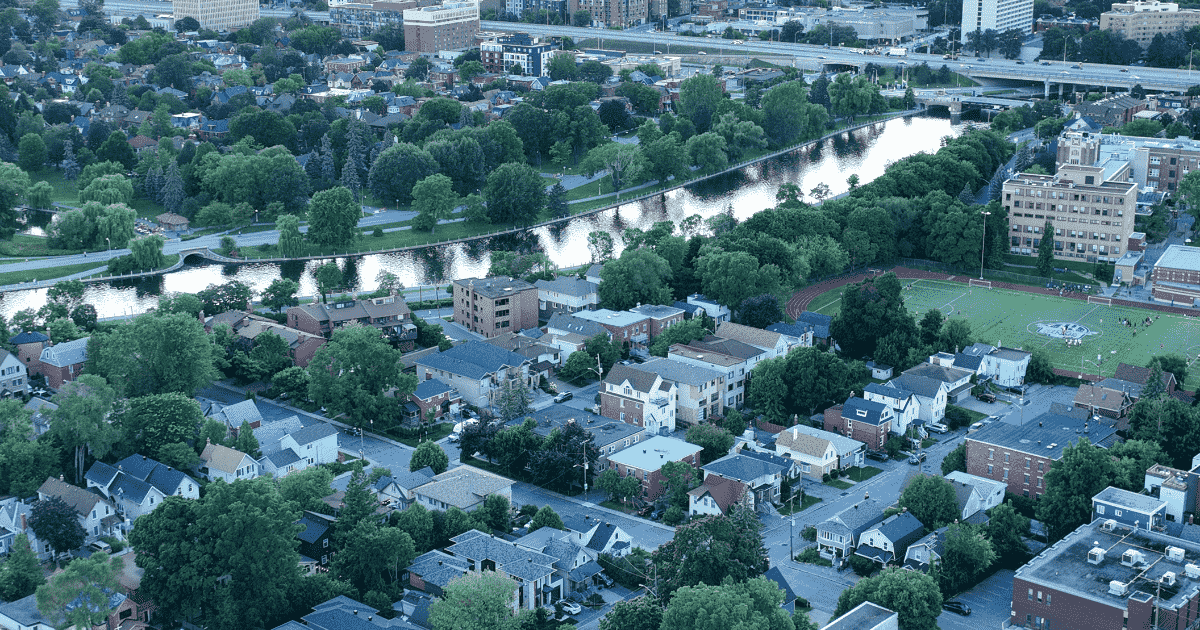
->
[[1168, 546, 1186, 563], [1088, 547, 1107, 565], [1122, 549, 1147, 567], [1162, 572, 1177, 587], [1109, 580, 1129, 596], [1102, 519, 1119, 532], [1185, 564, 1200, 579]]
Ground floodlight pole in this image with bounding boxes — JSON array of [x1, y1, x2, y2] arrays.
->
[[980, 210, 992, 279]]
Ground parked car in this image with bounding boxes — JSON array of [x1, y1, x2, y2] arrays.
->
[[1041, 61, 1051, 65], [554, 391, 573, 403], [650, 507, 665, 520], [927, 422, 949, 434], [87, 540, 112, 553], [943, 601, 972, 616], [598, 573, 614, 587], [562, 601, 583, 615], [866, 450, 889, 461], [977, 392, 996, 403], [448, 433, 460, 442], [637, 504, 654, 517], [908, 454, 921, 465]]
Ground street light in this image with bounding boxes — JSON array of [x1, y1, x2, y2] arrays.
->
[[979, 210, 992, 279]]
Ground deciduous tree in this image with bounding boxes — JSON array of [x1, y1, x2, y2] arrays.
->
[[36, 552, 123, 629], [306, 324, 416, 428], [834, 568, 941, 630], [651, 508, 769, 601], [410, 441, 449, 474], [428, 571, 521, 630], [899, 475, 960, 530], [49, 375, 118, 484], [30, 496, 86, 557]]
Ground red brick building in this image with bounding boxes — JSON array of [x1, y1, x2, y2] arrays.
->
[[573, 309, 652, 350], [207, 311, 328, 368], [600, 364, 678, 435], [606, 435, 702, 500], [9, 331, 49, 372], [286, 296, 416, 348], [1152, 244, 1200, 305], [628, 304, 685, 340], [822, 397, 893, 451], [409, 378, 461, 422], [452, 276, 539, 339], [38, 337, 89, 389]]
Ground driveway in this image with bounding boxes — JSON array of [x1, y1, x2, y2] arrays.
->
[[938, 569, 1016, 630]]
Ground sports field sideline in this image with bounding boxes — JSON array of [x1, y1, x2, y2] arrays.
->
[[807, 278, 1200, 389]]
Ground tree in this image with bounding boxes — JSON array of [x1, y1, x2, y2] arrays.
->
[[587, 230, 615, 263], [1148, 354, 1189, 388], [278, 466, 335, 513], [174, 15, 199, 31], [1026, 348, 1057, 384], [677, 73, 723, 133], [18, 133, 47, 172], [942, 442, 967, 476], [529, 505, 565, 532], [652, 508, 768, 600], [598, 248, 673, 311], [1036, 437, 1116, 540], [26, 180, 52, 210], [307, 324, 416, 428], [1142, 363, 1167, 400], [830, 273, 915, 361], [412, 173, 459, 234], [0, 534, 44, 601], [597, 469, 642, 507], [307, 186, 359, 249], [490, 419, 543, 477], [711, 113, 767, 162], [661, 577, 808, 630], [939, 523, 996, 595], [986, 500, 1031, 563], [368, 143, 438, 206], [117, 393, 205, 461], [261, 278, 300, 313], [834, 568, 942, 630], [428, 571, 520, 630], [158, 441, 200, 472], [600, 596, 663, 630], [130, 234, 166, 270], [899, 475, 960, 530], [197, 280, 254, 314], [49, 374, 118, 484], [0, 402, 60, 497], [761, 80, 827, 148], [277, 214, 304, 258], [0, 162, 31, 235], [685, 423, 735, 465], [30, 496, 86, 557], [392, 503, 436, 553], [86, 313, 218, 397], [685, 132, 728, 174], [407, 56, 431, 81], [494, 381, 533, 422], [160, 161, 185, 214], [1036, 220, 1055, 276], [36, 552, 123, 629], [411, 441, 450, 474], [485, 162, 546, 225], [96, 131, 135, 169], [331, 521, 416, 595]]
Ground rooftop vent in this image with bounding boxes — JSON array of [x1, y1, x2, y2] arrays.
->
[[1162, 572, 1177, 587], [1088, 546, 1106, 564], [1185, 563, 1200, 579], [1167, 546, 1185, 562], [1102, 519, 1118, 532], [1109, 580, 1129, 596], [1122, 549, 1147, 568]]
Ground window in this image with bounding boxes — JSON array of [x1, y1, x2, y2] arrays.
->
[[1038, 591, 1043, 603], [1038, 461, 1044, 472], [1097, 504, 1105, 514], [1005, 452, 1010, 463], [1115, 509, 1122, 517], [1003, 469, 1009, 480], [989, 449, 994, 460], [1025, 458, 1031, 469], [988, 464, 993, 475], [323, 538, 329, 548], [1028, 588, 1034, 601], [1024, 473, 1030, 485]]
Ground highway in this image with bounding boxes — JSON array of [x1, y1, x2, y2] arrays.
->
[[481, 21, 1200, 93]]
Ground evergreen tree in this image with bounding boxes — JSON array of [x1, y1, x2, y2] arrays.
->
[[958, 182, 975, 204], [340, 154, 360, 200], [0, 534, 44, 601], [320, 134, 336, 185], [160, 162, 184, 214], [1037, 220, 1055, 277], [111, 83, 128, 108], [60, 139, 79, 181], [143, 164, 164, 204]]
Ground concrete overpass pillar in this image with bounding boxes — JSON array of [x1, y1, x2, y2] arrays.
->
[[1044, 79, 1050, 100]]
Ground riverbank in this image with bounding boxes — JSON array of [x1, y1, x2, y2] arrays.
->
[[0, 254, 181, 292]]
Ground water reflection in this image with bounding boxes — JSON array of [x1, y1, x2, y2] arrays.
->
[[0, 115, 965, 320]]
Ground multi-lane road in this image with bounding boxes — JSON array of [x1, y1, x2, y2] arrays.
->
[[481, 21, 1199, 92]]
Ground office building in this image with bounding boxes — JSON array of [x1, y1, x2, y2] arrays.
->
[[960, 0, 1034, 42], [1101, 0, 1200, 46], [173, 0, 259, 31], [403, 1, 480, 52]]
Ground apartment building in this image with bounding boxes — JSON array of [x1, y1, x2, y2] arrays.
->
[[480, 32, 561, 77], [403, 1, 480, 53], [1101, 0, 1200, 45], [330, 0, 436, 38], [961, 0, 1034, 42], [452, 276, 539, 339], [606, 436, 702, 501], [173, 0, 259, 30], [668, 337, 765, 408], [286, 296, 416, 342], [1002, 164, 1138, 264], [534, 275, 598, 319], [416, 340, 532, 408], [573, 309, 651, 349], [627, 358, 724, 426], [568, 0, 647, 29], [1152, 244, 1200, 304], [1059, 129, 1200, 194], [600, 364, 677, 435]]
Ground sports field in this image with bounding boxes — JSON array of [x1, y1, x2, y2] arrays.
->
[[807, 278, 1200, 389]]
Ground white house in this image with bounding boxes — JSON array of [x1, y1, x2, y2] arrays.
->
[[856, 511, 925, 566], [416, 341, 534, 409], [0, 497, 49, 560], [950, 342, 1031, 388], [534, 276, 599, 319], [37, 476, 121, 542], [0, 349, 29, 397], [259, 423, 340, 479], [686, 294, 730, 323], [909, 360, 976, 404], [688, 475, 747, 517], [887, 373, 948, 423], [84, 462, 168, 525], [413, 466, 515, 513], [776, 424, 866, 473], [199, 441, 259, 483], [702, 453, 787, 510], [863, 382, 921, 436], [945, 471, 1006, 514], [0, 594, 55, 630], [715, 322, 807, 360], [773, 426, 839, 479]]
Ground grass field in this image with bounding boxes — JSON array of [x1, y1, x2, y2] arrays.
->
[[809, 278, 1200, 389]]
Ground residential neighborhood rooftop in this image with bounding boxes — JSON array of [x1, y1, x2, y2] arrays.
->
[[607, 436, 702, 472]]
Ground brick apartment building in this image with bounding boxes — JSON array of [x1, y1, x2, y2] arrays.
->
[[573, 309, 651, 350], [286, 296, 417, 346], [964, 404, 1119, 498], [600, 364, 677, 435], [452, 276, 538, 339], [628, 304, 685, 339], [568, 0, 650, 27], [403, 1, 480, 53], [606, 436, 702, 500], [823, 397, 894, 451], [1002, 164, 1138, 264], [1057, 129, 1200, 194]]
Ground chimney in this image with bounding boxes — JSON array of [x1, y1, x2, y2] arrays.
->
[[59, 474, 64, 481], [142, 455, 147, 460], [21, 514, 26, 530]]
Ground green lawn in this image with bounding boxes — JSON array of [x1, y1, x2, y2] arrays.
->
[[796, 548, 833, 566], [599, 499, 638, 514], [844, 466, 883, 483], [0, 234, 82, 258], [392, 422, 455, 447], [32, 171, 166, 219], [778, 494, 822, 515], [825, 478, 853, 490], [0, 260, 108, 285], [809, 277, 1200, 388], [947, 404, 988, 424]]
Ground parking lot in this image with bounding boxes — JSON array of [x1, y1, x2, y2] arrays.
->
[[938, 569, 1016, 630]]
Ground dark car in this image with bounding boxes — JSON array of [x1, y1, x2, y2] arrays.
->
[[1015, 60, 1025, 64], [553, 391, 573, 403], [866, 450, 889, 462], [977, 392, 996, 403], [1041, 61, 1051, 65], [637, 504, 653, 517], [650, 507, 665, 520], [908, 455, 921, 465], [943, 601, 972, 616]]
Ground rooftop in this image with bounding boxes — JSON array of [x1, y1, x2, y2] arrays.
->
[[607, 436, 702, 472], [967, 404, 1120, 460], [415, 466, 514, 510], [702, 453, 786, 484], [777, 424, 864, 457], [456, 276, 536, 299], [417, 340, 530, 381], [573, 308, 650, 328], [629, 357, 723, 387], [513, 403, 643, 446], [1093, 486, 1169, 515], [628, 303, 685, 319], [842, 396, 891, 426]]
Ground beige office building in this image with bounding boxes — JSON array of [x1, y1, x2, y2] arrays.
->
[[1002, 164, 1137, 264], [173, 0, 259, 31], [403, 1, 479, 53], [1100, 0, 1200, 45]]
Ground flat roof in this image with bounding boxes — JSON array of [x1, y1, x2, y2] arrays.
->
[[607, 436, 702, 473], [1155, 244, 1200, 273], [967, 404, 1119, 461], [573, 309, 649, 328], [821, 601, 897, 630]]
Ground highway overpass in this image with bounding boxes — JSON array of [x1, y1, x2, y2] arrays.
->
[[481, 21, 1200, 93]]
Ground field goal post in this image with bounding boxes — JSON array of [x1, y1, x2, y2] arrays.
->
[[968, 278, 992, 289], [1088, 295, 1113, 306]]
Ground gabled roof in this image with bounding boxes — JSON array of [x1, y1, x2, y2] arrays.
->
[[264, 449, 302, 468], [604, 363, 663, 394], [1114, 362, 1176, 389], [545, 312, 609, 339], [685, 335, 767, 361], [415, 466, 514, 510], [40, 336, 89, 367], [773, 429, 833, 458], [889, 373, 944, 399], [391, 466, 436, 491], [629, 358, 723, 388], [864, 381, 915, 402], [534, 276, 598, 298], [903, 362, 973, 384], [85, 461, 119, 488], [417, 340, 530, 381], [820, 498, 883, 539], [1074, 384, 1132, 412], [867, 511, 924, 544], [200, 442, 253, 475], [703, 452, 786, 483], [289, 422, 338, 446], [715, 321, 790, 350], [8, 330, 49, 345], [254, 416, 305, 454], [212, 399, 263, 428], [414, 378, 454, 400], [842, 397, 890, 426], [111, 473, 155, 504], [297, 511, 331, 544], [688, 475, 747, 512], [447, 530, 555, 582], [796, 311, 832, 337], [777, 424, 864, 457], [38, 476, 105, 516]]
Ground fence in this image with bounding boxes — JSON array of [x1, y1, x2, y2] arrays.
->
[[897, 258, 1072, 287]]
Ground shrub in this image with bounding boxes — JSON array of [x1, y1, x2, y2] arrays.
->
[[829, 467, 840, 480], [801, 525, 817, 541], [373, 227, 383, 237], [849, 554, 878, 576], [822, 473, 830, 482], [796, 548, 832, 566]]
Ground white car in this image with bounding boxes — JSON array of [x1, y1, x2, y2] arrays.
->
[[562, 602, 583, 615]]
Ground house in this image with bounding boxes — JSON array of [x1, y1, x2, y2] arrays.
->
[[1093, 486, 1168, 532], [287, 296, 417, 346], [855, 511, 925, 566], [259, 423, 340, 478], [513, 404, 646, 472], [543, 312, 611, 357], [955, 342, 1031, 388], [774, 424, 865, 479], [295, 594, 419, 630], [737, 446, 804, 481], [688, 474, 748, 517], [902, 527, 947, 572], [715, 321, 808, 359], [25, 397, 55, 436], [440, 530, 559, 610], [946, 476, 989, 523], [626, 358, 724, 427], [823, 397, 895, 451], [606, 436, 703, 501], [482, 332, 560, 380], [534, 276, 599, 319], [863, 382, 920, 437], [886, 372, 948, 425], [416, 340, 534, 409], [793, 311, 834, 346], [296, 510, 335, 574], [407, 549, 472, 598], [573, 309, 651, 350], [1074, 383, 1135, 419], [0, 497, 49, 560], [865, 360, 893, 380], [84, 461, 167, 525], [578, 520, 634, 557], [761, 566, 801, 613], [410, 378, 461, 422], [1113, 361, 1178, 397], [413, 465, 514, 512], [821, 601, 898, 630], [372, 466, 436, 510], [701, 453, 786, 511], [599, 363, 677, 435], [207, 311, 329, 368], [199, 441, 259, 483], [37, 476, 121, 542], [208, 398, 264, 432], [686, 294, 730, 323], [945, 471, 1006, 514], [817, 497, 884, 559], [514, 528, 605, 595], [9, 330, 49, 372], [668, 336, 765, 408], [0, 594, 54, 630], [628, 304, 686, 340], [0, 348, 30, 397], [37, 336, 89, 389], [906, 360, 975, 404]]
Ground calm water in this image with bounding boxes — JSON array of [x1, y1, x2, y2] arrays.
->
[[0, 114, 966, 320]]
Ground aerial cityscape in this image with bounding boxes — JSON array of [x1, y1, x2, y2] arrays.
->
[[3, 0, 1200, 627]]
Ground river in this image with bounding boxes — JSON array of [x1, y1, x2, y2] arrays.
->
[[0, 114, 967, 320]]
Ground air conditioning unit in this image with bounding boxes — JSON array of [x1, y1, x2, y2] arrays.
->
[[1109, 580, 1129, 596], [1185, 564, 1200, 579], [1162, 572, 1177, 587], [1167, 546, 1185, 563], [1088, 547, 1106, 565], [1123, 549, 1147, 567], [1102, 519, 1119, 532]]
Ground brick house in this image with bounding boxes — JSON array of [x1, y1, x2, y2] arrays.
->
[[416, 340, 533, 409], [9, 331, 49, 373], [38, 336, 89, 389], [628, 304, 685, 340], [600, 364, 677, 435], [207, 311, 328, 368], [452, 276, 539, 339], [606, 435, 702, 501], [964, 403, 1119, 498], [573, 309, 652, 350], [823, 397, 895, 451], [625, 358, 724, 427], [286, 297, 417, 348], [410, 378, 461, 422]]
